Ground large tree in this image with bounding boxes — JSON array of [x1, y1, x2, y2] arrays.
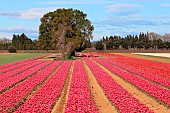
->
[[38, 8, 94, 56]]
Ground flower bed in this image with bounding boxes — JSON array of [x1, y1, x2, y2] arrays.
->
[[64, 60, 98, 113], [85, 58, 153, 113]]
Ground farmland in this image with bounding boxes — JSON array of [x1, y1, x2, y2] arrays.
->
[[0, 53, 170, 113]]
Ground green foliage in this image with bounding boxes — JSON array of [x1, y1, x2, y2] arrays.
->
[[8, 46, 17, 53], [38, 8, 94, 51], [95, 41, 104, 50], [98, 32, 170, 50], [12, 33, 33, 50], [66, 51, 75, 59]]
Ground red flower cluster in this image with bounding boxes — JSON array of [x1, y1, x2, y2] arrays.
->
[[105, 53, 170, 79], [14, 60, 72, 113], [64, 60, 98, 113], [0, 61, 52, 92], [85, 58, 154, 113], [103, 58, 170, 88], [0, 61, 62, 112], [93, 57, 170, 107], [0, 61, 42, 81]]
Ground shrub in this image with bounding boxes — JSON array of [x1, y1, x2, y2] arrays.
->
[[66, 51, 75, 59], [8, 46, 17, 53]]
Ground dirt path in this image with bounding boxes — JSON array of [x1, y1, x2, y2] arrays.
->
[[51, 61, 74, 113], [116, 53, 170, 64], [83, 59, 118, 113], [91, 58, 170, 113]]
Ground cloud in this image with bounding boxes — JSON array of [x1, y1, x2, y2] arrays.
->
[[94, 19, 157, 27], [0, 26, 39, 39], [0, 7, 59, 19], [0, 26, 38, 34], [162, 4, 170, 6], [0, 32, 13, 40], [106, 4, 142, 12], [0, 12, 20, 17], [37, 0, 114, 5]]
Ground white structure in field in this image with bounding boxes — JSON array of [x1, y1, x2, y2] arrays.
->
[[132, 53, 170, 58]]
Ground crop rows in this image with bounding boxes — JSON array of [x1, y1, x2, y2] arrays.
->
[[106, 54, 170, 79], [0, 61, 62, 112], [0, 53, 169, 112], [92, 57, 170, 107], [85, 58, 154, 113], [0, 61, 52, 93], [103, 58, 170, 88], [65, 60, 98, 113], [15, 60, 72, 112]]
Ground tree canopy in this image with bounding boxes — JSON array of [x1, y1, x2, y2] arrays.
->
[[38, 8, 94, 51]]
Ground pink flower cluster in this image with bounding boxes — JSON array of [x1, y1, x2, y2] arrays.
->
[[105, 53, 170, 79], [64, 60, 98, 113], [85, 58, 153, 113], [0, 61, 42, 81], [103, 58, 170, 88], [0, 60, 33, 73], [93, 57, 170, 107], [14, 60, 72, 113], [0, 61, 52, 93], [0, 61, 62, 112]]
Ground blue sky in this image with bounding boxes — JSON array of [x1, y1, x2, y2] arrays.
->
[[0, 0, 170, 41]]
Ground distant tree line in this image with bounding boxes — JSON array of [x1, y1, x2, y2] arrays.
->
[[0, 33, 39, 50], [95, 32, 170, 50]]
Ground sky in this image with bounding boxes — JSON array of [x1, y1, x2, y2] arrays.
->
[[0, 0, 170, 41]]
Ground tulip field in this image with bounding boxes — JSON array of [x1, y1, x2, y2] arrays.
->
[[0, 53, 170, 113]]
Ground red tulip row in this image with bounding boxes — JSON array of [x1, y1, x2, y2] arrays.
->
[[103, 58, 170, 88], [0, 61, 42, 82], [0, 61, 62, 112], [92, 57, 170, 107], [0, 60, 34, 74], [0, 61, 52, 93], [64, 60, 98, 113], [14, 60, 72, 113], [84, 58, 154, 113], [105, 53, 170, 79]]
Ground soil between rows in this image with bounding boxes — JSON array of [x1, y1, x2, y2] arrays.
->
[[51, 61, 74, 113], [90, 58, 170, 113], [83, 59, 118, 113]]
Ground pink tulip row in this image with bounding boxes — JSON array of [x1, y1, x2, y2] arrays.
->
[[103, 58, 170, 88], [64, 60, 98, 113], [0, 61, 42, 82], [0, 61, 62, 112], [84, 58, 154, 113], [105, 53, 170, 79], [0, 60, 34, 74], [0, 61, 52, 93], [93, 57, 170, 107], [115, 58, 170, 79], [14, 60, 72, 113]]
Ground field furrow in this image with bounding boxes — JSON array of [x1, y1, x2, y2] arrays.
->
[[0, 61, 52, 93], [85, 58, 154, 113], [92, 57, 170, 107], [0, 61, 62, 112], [64, 60, 98, 113], [14, 60, 72, 113], [102, 58, 170, 89]]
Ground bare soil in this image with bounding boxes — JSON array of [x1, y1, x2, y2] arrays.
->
[[51, 61, 74, 113], [83, 59, 118, 113], [91, 58, 170, 113]]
